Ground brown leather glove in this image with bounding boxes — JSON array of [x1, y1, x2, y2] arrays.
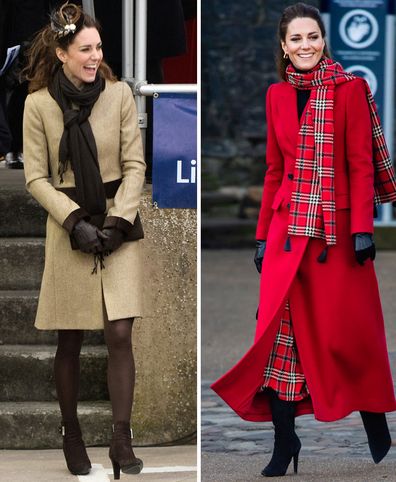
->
[[72, 219, 108, 254], [102, 227, 125, 254]]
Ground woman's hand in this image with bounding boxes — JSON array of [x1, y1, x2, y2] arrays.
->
[[102, 227, 125, 254], [254, 240, 267, 273], [72, 219, 108, 254], [353, 233, 376, 265]]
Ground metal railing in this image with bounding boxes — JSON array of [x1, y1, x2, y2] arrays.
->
[[122, 0, 197, 143], [380, 13, 396, 225], [84, 0, 197, 142]]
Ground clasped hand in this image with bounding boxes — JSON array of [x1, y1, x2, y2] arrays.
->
[[72, 220, 125, 254]]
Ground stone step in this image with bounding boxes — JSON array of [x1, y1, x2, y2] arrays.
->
[[0, 401, 112, 449], [0, 290, 105, 345], [0, 184, 46, 237], [0, 345, 109, 402], [0, 238, 44, 290], [0, 170, 46, 236]]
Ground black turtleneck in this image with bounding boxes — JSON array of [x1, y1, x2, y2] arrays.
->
[[297, 89, 310, 121], [292, 67, 311, 120]]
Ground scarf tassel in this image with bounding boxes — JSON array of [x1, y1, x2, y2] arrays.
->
[[58, 163, 67, 184], [284, 236, 292, 252], [91, 253, 105, 275], [317, 246, 328, 263]]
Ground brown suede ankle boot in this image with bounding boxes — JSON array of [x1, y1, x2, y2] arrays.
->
[[59, 420, 91, 475], [109, 421, 143, 480]]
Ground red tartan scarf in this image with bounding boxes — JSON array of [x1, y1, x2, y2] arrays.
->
[[285, 57, 396, 245]]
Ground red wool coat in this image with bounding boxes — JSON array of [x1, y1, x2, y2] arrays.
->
[[211, 79, 396, 422]]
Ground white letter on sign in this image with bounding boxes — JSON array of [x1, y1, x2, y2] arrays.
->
[[177, 160, 189, 183], [191, 160, 196, 184]]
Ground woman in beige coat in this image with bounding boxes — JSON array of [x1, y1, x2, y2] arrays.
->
[[23, 3, 145, 479]]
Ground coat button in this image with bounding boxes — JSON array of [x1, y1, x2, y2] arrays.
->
[[288, 173, 294, 180], [287, 203, 290, 209]]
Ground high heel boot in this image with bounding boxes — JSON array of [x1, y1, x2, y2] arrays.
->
[[109, 421, 143, 480], [261, 390, 301, 477], [59, 420, 91, 475], [360, 411, 392, 463]]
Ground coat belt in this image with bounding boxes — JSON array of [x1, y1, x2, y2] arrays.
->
[[56, 178, 122, 202]]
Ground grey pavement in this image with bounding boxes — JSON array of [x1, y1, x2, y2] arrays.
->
[[202, 250, 396, 481], [0, 445, 197, 481], [201, 453, 396, 482]]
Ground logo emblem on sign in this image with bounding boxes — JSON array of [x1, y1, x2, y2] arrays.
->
[[339, 9, 379, 49], [346, 65, 378, 96]]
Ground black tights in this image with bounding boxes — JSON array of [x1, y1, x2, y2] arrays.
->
[[54, 317, 135, 424], [54, 330, 84, 423], [104, 317, 135, 423]]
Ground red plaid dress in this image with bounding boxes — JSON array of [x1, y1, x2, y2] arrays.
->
[[261, 301, 309, 401]]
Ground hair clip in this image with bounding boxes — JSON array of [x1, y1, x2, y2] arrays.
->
[[64, 23, 76, 34], [50, 2, 81, 38], [51, 21, 77, 38]]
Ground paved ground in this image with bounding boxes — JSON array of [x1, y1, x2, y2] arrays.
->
[[202, 250, 396, 481], [0, 445, 197, 481]]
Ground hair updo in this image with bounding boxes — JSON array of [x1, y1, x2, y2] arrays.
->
[[49, 2, 85, 44], [276, 2, 331, 80], [23, 2, 116, 92]]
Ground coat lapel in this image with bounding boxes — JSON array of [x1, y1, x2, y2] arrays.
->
[[276, 83, 300, 149], [275, 83, 312, 162]]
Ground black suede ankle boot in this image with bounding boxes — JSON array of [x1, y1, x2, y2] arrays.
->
[[59, 419, 91, 475], [261, 390, 301, 477], [360, 411, 392, 464], [109, 421, 143, 480]]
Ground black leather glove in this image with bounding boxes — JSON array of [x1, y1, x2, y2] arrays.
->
[[254, 240, 267, 273], [102, 227, 125, 254], [353, 233, 376, 266], [72, 219, 108, 254]]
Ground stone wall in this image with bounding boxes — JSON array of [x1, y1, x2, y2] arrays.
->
[[135, 191, 197, 444]]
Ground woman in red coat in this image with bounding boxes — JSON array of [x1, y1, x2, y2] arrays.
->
[[211, 2, 396, 477]]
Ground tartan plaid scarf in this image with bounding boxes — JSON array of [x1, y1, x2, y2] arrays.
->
[[285, 57, 396, 245]]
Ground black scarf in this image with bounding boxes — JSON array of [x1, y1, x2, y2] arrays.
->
[[48, 67, 106, 215]]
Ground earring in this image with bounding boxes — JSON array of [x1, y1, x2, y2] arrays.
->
[[283, 52, 288, 59]]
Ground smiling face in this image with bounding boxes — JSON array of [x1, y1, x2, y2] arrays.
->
[[56, 27, 103, 88], [281, 17, 325, 71]]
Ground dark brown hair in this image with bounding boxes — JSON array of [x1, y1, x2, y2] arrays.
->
[[23, 2, 116, 92], [276, 2, 331, 80]]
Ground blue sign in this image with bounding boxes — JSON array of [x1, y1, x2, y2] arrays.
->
[[322, 0, 387, 120], [322, 0, 396, 223], [152, 93, 197, 208]]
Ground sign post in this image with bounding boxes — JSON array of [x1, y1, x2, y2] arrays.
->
[[321, 0, 396, 224]]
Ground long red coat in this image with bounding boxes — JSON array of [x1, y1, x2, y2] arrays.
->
[[211, 79, 396, 422]]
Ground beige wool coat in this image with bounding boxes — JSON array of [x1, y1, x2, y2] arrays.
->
[[23, 80, 146, 329]]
